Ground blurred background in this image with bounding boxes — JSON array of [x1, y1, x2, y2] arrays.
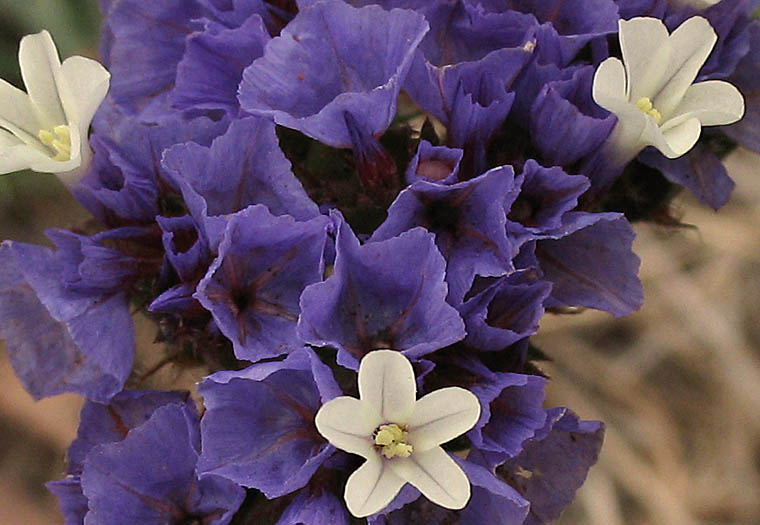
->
[[1, 2, 760, 523]]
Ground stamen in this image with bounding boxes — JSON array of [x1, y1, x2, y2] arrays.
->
[[635, 97, 662, 124], [374, 423, 413, 459], [38, 125, 72, 161]]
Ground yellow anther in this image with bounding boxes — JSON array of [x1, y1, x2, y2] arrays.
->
[[38, 125, 72, 161], [374, 424, 413, 459], [635, 97, 662, 124]]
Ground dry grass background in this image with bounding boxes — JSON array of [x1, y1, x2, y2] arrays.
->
[[2, 148, 758, 524]]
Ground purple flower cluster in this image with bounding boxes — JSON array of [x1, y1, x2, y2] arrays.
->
[[2, 0, 759, 523]]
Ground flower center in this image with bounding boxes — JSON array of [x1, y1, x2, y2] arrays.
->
[[374, 423, 413, 459], [635, 97, 662, 124], [38, 125, 72, 161]]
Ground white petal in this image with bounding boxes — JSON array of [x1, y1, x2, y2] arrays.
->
[[661, 80, 744, 130], [618, 17, 671, 101], [653, 16, 717, 118], [406, 387, 480, 452], [659, 117, 702, 158], [592, 58, 628, 111], [57, 55, 110, 134], [388, 447, 471, 510], [0, 137, 51, 175], [19, 30, 66, 129], [0, 78, 40, 139], [344, 455, 406, 518], [315, 396, 381, 459], [358, 350, 416, 423], [604, 103, 653, 164]]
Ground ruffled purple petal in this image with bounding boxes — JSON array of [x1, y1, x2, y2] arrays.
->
[[372, 166, 517, 303], [67, 390, 194, 474], [276, 489, 349, 525], [536, 212, 643, 317], [460, 271, 553, 351], [162, 116, 319, 249], [239, 1, 428, 146], [507, 160, 590, 239], [499, 408, 604, 525], [0, 242, 134, 402], [405, 140, 463, 185], [81, 403, 244, 524], [195, 205, 330, 361], [76, 100, 228, 225], [299, 213, 465, 369], [172, 14, 271, 114], [639, 144, 735, 211], [724, 22, 760, 153], [101, 0, 205, 117], [530, 67, 616, 167], [198, 349, 337, 496]]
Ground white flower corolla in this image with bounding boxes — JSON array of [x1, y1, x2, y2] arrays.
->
[[592, 16, 744, 166], [315, 350, 481, 518], [0, 30, 110, 185]]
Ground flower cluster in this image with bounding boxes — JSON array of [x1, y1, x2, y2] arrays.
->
[[1, 0, 758, 523]]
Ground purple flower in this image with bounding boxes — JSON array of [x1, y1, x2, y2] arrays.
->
[[506, 160, 590, 242], [529, 67, 616, 168], [238, 1, 428, 147], [499, 408, 605, 524], [81, 403, 244, 524], [298, 213, 465, 369], [100, 0, 205, 117], [162, 116, 319, 250], [372, 166, 517, 303], [75, 99, 228, 225], [48, 390, 197, 524], [195, 205, 330, 361], [459, 271, 553, 351], [171, 13, 271, 114], [198, 348, 340, 497], [0, 241, 133, 402], [533, 212, 644, 317]]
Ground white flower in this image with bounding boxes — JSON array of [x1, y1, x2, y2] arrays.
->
[[315, 350, 481, 518], [0, 30, 110, 185], [592, 16, 744, 165]]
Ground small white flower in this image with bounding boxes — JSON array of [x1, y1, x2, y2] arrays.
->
[[592, 16, 744, 165], [0, 30, 110, 185], [315, 350, 481, 518]]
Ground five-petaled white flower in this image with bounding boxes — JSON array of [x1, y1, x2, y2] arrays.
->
[[593, 16, 744, 165], [315, 350, 481, 518], [0, 30, 110, 185]]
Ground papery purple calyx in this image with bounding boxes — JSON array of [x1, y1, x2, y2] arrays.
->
[[298, 213, 465, 369], [198, 348, 340, 497], [372, 166, 517, 304], [195, 205, 330, 361], [171, 13, 271, 114], [532, 212, 644, 317], [161, 116, 319, 249], [100, 0, 205, 118], [0, 241, 134, 402], [459, 271, 553, 351], [75, 99, 228, 225], [239, 0, 429, 147], [81, 403, 244, 524], [506, 160, 590, 242], [530, 67, 617, 168], [499, 408, 604, 525]]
